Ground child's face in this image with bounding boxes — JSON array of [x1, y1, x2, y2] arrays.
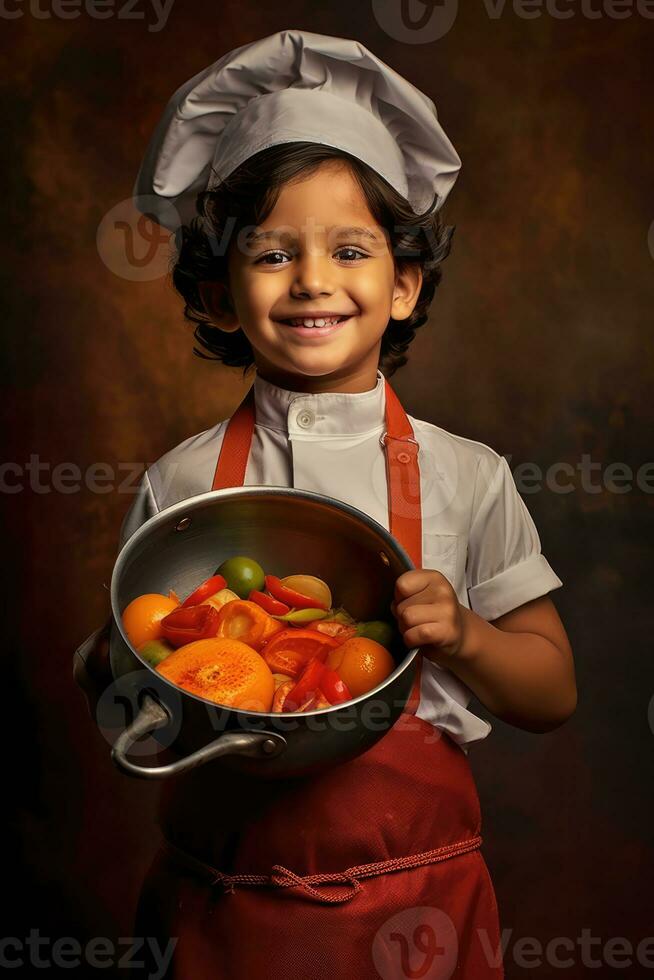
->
[[212, 161, 421, 391]]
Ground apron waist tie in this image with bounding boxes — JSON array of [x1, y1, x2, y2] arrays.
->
[[161, 834, 483, 905]]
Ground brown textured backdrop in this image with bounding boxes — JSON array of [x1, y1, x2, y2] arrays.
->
[[4, 2, 654, 977]]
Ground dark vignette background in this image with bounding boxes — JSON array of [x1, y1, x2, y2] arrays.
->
[[3, 2, 653, 977]]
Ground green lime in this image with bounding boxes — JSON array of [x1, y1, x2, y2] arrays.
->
[[138, 639, 174, 667], [355, 620, 395, 648], [215, 556, 265, 600]]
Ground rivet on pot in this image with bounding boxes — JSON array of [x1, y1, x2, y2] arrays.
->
[[175, 517, 192, 532], [262, 739, 278, 755], [379, 552, 390, 567]]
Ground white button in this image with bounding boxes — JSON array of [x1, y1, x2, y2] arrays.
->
[[296, 409, 315, 428]]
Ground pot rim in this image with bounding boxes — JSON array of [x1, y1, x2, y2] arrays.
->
[[111, 485, 420, 717]]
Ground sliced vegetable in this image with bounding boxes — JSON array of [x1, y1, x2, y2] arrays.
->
[[319, 666, 352, 705], [271, 679, 294, 712], [305, 621, 358, 642], [280, 574, 332, 611], [272, 672, 293, 689], [249, 590, 290, 616], [202, 588, 240, 613], [160, 604, 221, 648], [273, 607, 330, 624], [215, 557, 265, 600], [182, 574, 227, 608], [155, 637, 274, 711], [260, 628, 341, 679], [215, 599, 276, 651], [322, 606, 356, 625], [282, 657, 328, 713], [265, 575, 329, 611]]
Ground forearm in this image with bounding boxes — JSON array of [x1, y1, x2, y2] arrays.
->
[[439, 607, 577, 733]]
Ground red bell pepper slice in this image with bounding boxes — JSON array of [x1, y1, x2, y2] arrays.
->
[[282, 657, 328, 713], [264, 575, 329, 611], [249, 590, 290, 616], [182, 574, 227, 608], [318, 666, 352, 705], [160, 604, 220, 647]]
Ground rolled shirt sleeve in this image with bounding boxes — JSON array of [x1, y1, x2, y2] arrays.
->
[[466, 454, 563, 621]]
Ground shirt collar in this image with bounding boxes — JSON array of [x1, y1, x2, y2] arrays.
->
[[253, 369, 387, 437]]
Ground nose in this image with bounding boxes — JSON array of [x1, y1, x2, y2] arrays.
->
[[289, 250, 335, 299]]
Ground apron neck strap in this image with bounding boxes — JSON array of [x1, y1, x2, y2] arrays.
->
[[212, 377, 422, 567]]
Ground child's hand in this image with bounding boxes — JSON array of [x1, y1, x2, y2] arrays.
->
[[390, 569, 471, 665]]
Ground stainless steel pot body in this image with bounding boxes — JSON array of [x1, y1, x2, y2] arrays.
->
[[109, 486, 418, 779]]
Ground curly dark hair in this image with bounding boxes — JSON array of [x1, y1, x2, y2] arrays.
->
[[171, 142, 455, 379]]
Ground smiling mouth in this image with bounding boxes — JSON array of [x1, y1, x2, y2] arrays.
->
[[277, 315, 353, 328]]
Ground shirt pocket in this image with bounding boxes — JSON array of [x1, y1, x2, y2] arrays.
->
[[422, 532, 459, 586]]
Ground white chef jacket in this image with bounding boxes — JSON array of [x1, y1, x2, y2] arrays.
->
[[116, 368, 563, 751]]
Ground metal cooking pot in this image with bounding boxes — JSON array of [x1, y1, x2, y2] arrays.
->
[[109, 486, 418, 780]]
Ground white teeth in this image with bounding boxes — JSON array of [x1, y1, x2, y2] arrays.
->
[[286, 316, 346, 328]]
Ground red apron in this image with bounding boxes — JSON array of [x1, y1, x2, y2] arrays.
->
[[131, 379, 504, 979]]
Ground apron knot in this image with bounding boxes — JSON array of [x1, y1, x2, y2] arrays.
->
[[270, 864, 362, 905]]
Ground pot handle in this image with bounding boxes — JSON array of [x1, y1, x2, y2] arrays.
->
[[111, 693, 287, 779]]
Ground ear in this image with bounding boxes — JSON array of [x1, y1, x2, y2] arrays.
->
[[198, 281, 241, 333], [390, 263, 423, 322]]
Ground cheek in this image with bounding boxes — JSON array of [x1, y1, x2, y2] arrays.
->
[[354, 266, 395, 314]]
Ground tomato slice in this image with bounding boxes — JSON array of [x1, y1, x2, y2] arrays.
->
[[249, 590, 290, 616], [160, 604, 220, 647], [264, 575, 329, 611], [282, 658, 327, 713], [182, 575, 227, 608], [260, 628, 341, 679]]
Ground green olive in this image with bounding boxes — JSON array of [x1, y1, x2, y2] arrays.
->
[[355, 620, 395, 648], [214, 557, 265, 600], [138, 639, 174, 667]]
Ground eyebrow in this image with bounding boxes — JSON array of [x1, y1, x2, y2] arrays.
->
[[246, 225, 381, 245]]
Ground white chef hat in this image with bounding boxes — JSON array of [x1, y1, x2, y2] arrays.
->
[[133, 28, 462, 232]]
